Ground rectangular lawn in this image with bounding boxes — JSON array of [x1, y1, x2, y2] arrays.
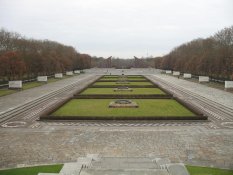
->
[[0, 164, 63, 175], [51, 99, 195, 118], [80, 88, 165, 95]]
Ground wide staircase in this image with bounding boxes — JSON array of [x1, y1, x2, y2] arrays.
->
[[39, 154, 190, 175]]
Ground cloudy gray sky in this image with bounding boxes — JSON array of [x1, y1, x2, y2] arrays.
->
[[0, 0, 232, 58]]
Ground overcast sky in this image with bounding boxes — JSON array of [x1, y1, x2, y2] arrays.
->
[[0, 0, 232, 58]]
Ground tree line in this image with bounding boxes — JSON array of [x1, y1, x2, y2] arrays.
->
[[1, 26, 232, 81], [0, 29, 92, 81], [154, 26, 233, 80]]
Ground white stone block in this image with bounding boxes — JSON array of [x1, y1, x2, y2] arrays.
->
[[225, 81, 233, 89], [37, 76, 47, 82], [74, 70, 80, 74], [199, 76, 209, 82], [166, 70, 172, 74], [66, 71, 73, 76], [9, 81, 22, 89], [183, 73, 192, 78], [55, 73, 63, 78], [173, 71, 180, 76]]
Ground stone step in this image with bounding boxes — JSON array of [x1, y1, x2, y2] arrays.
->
[[166, 163, 190, 175], [59, 162, 82, 175], [91, 157, 157, 169], [153, 158, 171, 169], [77, 157, 93, 168], [86, 154, 100, 161], [80, 169, 169, 175]]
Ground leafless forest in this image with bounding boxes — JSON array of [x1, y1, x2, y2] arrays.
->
[[0, 26, 232, 81]]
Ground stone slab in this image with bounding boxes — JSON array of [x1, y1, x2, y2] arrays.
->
[[225, 81, 233, 89], [183, 73, 191, 79], [173, 71, 180, 76], [165, 70, 172, 74], [154, 158, 171, 166], [166, 163, 190, 175], [55, 73, 63, 78], [199, 76, 209, 82], [8, 81, 22, 89], [37, 76, 48, 82], [80, 169, 169, 175], [77, 157, 93, 168], [86, 154, 100, 161], [60, 162, 82, 175], [66, 71, 73, 76], [74, 70, 80, 74]]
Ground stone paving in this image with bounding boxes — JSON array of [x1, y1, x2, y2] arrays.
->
[[0, 74, 94, 113], [0, 69, 233, 170], [0, 126, 233, 169], [154, 74, 233, 109]]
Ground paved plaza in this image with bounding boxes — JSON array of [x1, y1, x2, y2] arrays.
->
[[0, 69, 233, 170]]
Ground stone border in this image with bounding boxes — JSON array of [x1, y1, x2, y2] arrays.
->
[[73, 94, 172, 99], [98, 80, 149, 82], [90, 85, 157, 88], [41, 115, 207, 121]]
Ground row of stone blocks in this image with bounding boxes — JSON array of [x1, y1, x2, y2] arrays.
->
[[164, 70, 233, 89], [8, 70, 81, 89]]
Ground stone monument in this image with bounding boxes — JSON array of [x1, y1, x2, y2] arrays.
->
[[225, 81, 233, 90], [55, 73, 63, 78], [66, 71, 73, 76], [37, 76, 48, 82], [8, 80, 22, 89], [199, 76, 209, 83], [183, 73, 192, 78]]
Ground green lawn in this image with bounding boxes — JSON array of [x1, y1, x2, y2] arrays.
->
[[0, 89, 16, 97], [51, 99, 195, 117], [186, 165, 233, 175], [0, 164, 63, 175], [81, 88, 165, 95], [93, 82, 153, 86]]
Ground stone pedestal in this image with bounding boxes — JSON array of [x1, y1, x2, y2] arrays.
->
[[55, 73, 63, 78], [74, 70, 80, 74], [37, 76, 48, 82], [8, 81, 22, 89], [66, 71, 73, 76], [199, 76, 209, 83], [173, 71, 180, 76], [166, 70, 172, 74], [225, 81, 233, 89], [183, 73, 191, 78]]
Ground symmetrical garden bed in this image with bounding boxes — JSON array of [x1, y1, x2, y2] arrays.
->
[[40, 75, 207, 120]]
